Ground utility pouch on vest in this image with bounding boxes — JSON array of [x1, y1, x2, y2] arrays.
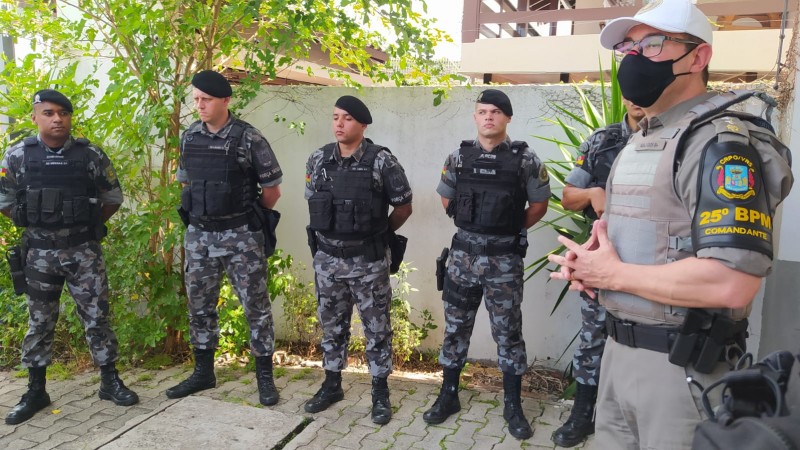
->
[[67, 196, 93, 225], [204, 181, 232, 216], [669, 309, 711, 367], [695, 315, 749, 374], [333, 200, 359, 234], [26, 189, 42, 225], [39, 188, 62, 225], [11, 201, 28, 227], [455, 192, 473, 223], [6, 245, 27, 296], [435, 247, 449, 291], [308, 191, 333, 231], [388, 232, 407, 274], [306, 225, 318, 257]]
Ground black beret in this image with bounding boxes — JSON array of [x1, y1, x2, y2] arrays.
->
[[191, 70, 232, 98], [32, 89, 73, 113], [476, 89, 512, 117], [334, 95, 372, 124]]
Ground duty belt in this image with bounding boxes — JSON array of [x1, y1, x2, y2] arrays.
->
[[450, 236, 518, 256], [606, 314, 679, 354], [317, 234, 387, 260], [190, 213, 251, 232], [24, 230, 97, 250]]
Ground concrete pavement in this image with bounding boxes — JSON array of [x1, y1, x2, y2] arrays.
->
[[0, 363, 592, 449]]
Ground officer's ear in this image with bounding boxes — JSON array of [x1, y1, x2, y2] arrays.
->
[[689, 43, 712, 78]]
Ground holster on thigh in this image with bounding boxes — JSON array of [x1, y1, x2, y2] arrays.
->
[[442, 276, 482, 311]]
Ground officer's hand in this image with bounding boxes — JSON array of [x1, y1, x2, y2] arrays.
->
[[589, 187, 607, 219], [549, 231, 597, 297], [549, 220, 620, 294]]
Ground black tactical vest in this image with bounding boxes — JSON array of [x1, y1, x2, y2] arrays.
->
[[584, 123, 626, 220], [307, 142, 389, 240], [180, 120, 257, 218], [13, 137, 99, 228], [453, 140, 527, 236]]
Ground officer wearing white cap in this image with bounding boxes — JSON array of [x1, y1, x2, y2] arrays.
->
[[548, 0, 793, 447], [167, 70, 283, 407]]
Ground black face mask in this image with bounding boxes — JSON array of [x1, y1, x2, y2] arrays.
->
[[617, 49, 694, 108]]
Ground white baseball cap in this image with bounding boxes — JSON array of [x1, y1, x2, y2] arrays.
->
[[599, 0, 714, 50]]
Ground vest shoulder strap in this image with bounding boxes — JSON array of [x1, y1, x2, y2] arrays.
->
[[674, 91, 775, 174], [226, 119, 249, 150], [74, 137, 90, 146], [509, 140, 527, 154], [321, 143, 336, 162], [361, 142, 388, 167], [23, 136, 38, 146]]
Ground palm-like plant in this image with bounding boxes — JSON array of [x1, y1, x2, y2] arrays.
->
[[528, 58, 625, 316]]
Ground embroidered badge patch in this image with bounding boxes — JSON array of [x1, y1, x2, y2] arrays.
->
[[713, 154, 756, 201], [575, 155, 585, 166]]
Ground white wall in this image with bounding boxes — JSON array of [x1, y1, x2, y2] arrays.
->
[[242, 85, 584, 369]]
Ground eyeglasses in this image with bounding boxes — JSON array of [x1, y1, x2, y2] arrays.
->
[[613, 35, 700, 61]]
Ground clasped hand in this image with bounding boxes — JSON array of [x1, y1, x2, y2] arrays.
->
[[547, 220, 620, 299]]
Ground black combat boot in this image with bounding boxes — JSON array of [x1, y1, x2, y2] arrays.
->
[[5, 367, 51, 425], [304, 370, 344, 413], [371, 376, 392, 425], [503, 372, 533, 440], [98, 363, 139, 406], [551, 383, 598, 447], [423, 367, 461, 424], [255, 355, 279, 406], [166, 348, 216, 399]]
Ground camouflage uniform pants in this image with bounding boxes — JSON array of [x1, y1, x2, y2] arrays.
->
[[439, 249, 527, 375], [22, 241, 118, 368], [184, 225, 274, 357], [571, 291, 607, 386], [315, 266, 393, 378]]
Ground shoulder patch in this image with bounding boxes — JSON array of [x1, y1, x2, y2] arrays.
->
[[538, 164, 549, 183], [711, 151, 757, 202]]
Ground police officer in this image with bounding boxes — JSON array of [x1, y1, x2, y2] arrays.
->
[[0, 89, 138, 425], [549, 0, 794, 448], [423, 89, 550, 440], [303, 95, 412, 425], [167, 70, 282, 406], [552, 99, 644, 448]]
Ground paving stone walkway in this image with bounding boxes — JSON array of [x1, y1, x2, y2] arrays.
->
[[0, 364, 593, 449]]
